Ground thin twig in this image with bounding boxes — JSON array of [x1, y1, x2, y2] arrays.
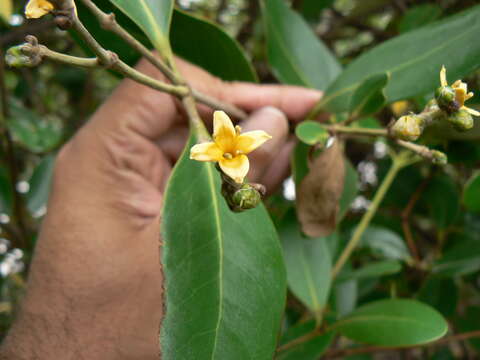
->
[[276, 328, 322, 353], [324, 330, 480, 359], [79, 0, 247, 119]]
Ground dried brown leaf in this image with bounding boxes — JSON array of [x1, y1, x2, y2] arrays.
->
[[297, 139, 345, 237]]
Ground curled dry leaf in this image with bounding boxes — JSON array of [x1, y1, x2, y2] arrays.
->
[[297, 139, 345, 237]]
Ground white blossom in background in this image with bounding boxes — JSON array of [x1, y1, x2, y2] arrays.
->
[[357, 161, 378, 190], [283, 177, 296, 201], [351, 195, 371, 212], [0, 214, 10, 224], [16, 180, 30, 194], [374, 140, 387, 159]]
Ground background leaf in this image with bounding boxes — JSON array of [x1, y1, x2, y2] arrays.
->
[[339, 160, 358, 220], [417, 277, 458, 318], [398, 4, 443, 34], [261, 0, 341, 90], [301, 0, 334, 21], [420, 175, 459, 229], [463, 172, 480, 213], [278, 320, 334, 360], [360, 226, 412, 262], [320, 5, 480, 113], [7, 100, 63, 154], [160, 132, 286, 360], [349, 73, 389, 117], [332, 299, 448, 346], [280, 212, 332, 315], [0, 166, 12, 215], [433, 239, 480, 277], [170, 10, 257, 82], [25, 154, 56, 216], [337, 260, 402, 283], [108, 0, 174, 52]]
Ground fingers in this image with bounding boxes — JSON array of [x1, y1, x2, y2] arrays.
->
[[260, 138, 296, 194], [157, 126, 189, 163], [239, 107, 289, 182], [175, 57, 323, 122]]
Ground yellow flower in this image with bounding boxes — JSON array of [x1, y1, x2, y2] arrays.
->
[[440, 66, 480, 116], [25, 0, 54, 19], [190, 111, 272, 184]]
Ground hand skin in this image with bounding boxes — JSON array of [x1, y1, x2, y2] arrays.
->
[[0, 58, 321, 360]]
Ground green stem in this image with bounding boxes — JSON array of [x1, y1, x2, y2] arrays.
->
[[331, 151, 414, 279]]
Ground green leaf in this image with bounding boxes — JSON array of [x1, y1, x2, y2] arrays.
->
[[417, 277, 458, 318], [463, 172, 480, 213], [360, 226, 412, 262], [301, 0, 334, 21], [280, 213, 332, 315], [398, 4, 443, 34], [333, 278, 357, 317], [349, 73, 389, 117], [339, 161, 358, 220], [76, 3, 256, 82], [319, 5, 480, 113], [456, 307, 480, 351], [0, 166, 13, 215], [291, 142, 310, 186], [261, 0, 341, 90], [337, 260, 402, 283], [433, 239, 480, 277], [295, 121, 328, 145], [25, 155, 56, 216], [108, 0, 173, 52], [278, 321, 334, 360], [170, 10, 257, 82], [332, 299, 448, 346], [160, 132, 286, 360], [421, 175, 459, 229], [7, 100, 63, 153]]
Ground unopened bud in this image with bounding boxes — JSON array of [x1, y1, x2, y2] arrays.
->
[[391, 114, 425, 141], [5, 45, 36, 68], [431, 150, 447, 165], [435, 86, 459, 114], [447, 109, 474, 131], [230, 184, 263, 212]]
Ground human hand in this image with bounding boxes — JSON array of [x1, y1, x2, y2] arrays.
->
[[1, 58, 321, 360]]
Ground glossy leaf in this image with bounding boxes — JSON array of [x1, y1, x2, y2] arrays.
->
[[170, 10, 257, 82], [7, 100, 63, 153], [160, 132, 286, 360], [337, 260, 402, 283], [319, 5, 480, 113], [295, 121, 328, 145], [349, 73, 389, 117], [278, 320, 334, 360], [433, 239, 480, 277], [463, 172, 480, 213], [261, 0, 341, 90], [360, 226, 412, 262], [0, 166, 13, 215], [108, 0, 173, 52], [26, 155, 56, 216], [280, 213, 332, 314], [398, 4, 443, 33], [333, 299, 448, 346]]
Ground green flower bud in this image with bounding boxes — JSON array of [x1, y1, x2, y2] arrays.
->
[[435, 86, 459, 114], [231, 184, 263, 212], [5, 44, 40, 68], [431, 150, 448, 165], [447, 109, 474, 131], [391, 114, 425, 141]]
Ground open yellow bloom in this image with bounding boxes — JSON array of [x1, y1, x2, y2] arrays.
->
[[190, 111, 272, 184], [440, 66, 480, 116], [25, 0, 54, 19]]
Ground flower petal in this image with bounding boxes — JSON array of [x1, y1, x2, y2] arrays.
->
[[219, 155, 249, 184], [25, 0, 54, 19], [235, 130, 272, 155], [190, 142, 223, 162], [454, 87, 467, 107], [213, 111, 236, 152], [440, 66, 448, 87], [463, 106, 480, 117]]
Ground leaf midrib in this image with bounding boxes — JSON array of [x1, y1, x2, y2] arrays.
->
[[322, 18, 479, 109], [334, 314, 440, 332], [205, 162, 224, 360]]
